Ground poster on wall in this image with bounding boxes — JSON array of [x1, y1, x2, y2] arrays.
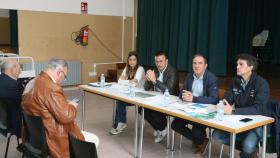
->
[[81, 2, 88, 14]]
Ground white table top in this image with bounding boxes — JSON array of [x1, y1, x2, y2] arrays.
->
[[79, 83, 274, 133]]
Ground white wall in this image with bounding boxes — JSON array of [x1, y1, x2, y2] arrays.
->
[[0, 9, 9, 17], [0, 0, 134, 17]]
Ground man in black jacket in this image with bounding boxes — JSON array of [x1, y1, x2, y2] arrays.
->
[[171, 54, 219, 154], [0, 59, 23, 149], [212, 54, 270, 158], [144, 51, 179, 143]]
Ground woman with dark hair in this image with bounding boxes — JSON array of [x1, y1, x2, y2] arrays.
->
[[110, 51, 145, 135]]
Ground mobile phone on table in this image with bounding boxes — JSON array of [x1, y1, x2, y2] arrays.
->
[[239, 118, 253, 123]]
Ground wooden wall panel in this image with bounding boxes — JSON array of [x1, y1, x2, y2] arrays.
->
[[0, 17, 10, 44], [18, 10, 133, 83]]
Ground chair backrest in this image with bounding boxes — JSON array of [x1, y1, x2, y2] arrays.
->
[[0, 98, 24, 139], [0, 100, 8, 130], [68, 133, 98, 158], [269, 99, 280, 156], [22, 111, 48, 158], [260, 99, 280, 154]]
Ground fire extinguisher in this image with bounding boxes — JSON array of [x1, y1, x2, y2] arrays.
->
[[80, 25, 89, 46]]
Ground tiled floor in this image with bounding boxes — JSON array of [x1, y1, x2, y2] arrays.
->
[[0, 88, 277, 158]]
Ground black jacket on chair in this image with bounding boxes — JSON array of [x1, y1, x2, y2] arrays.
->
[[0, 73, 24, 137]]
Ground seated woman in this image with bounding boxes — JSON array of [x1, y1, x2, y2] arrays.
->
[[110, 51, 145, 135]]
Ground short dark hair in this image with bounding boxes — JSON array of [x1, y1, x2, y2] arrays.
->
[[236, 53, 258, 71], [155, 51, 168, 59], [193, 53, 208, 64]]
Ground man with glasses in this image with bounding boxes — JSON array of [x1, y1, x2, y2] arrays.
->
[[22, 58, 99, 158], [143, 51, 179, 143]]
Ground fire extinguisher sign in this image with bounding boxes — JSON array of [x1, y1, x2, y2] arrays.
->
[[81, 2, 88, 14]]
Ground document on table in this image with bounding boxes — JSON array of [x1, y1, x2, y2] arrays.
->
[[140, 95, 176, 107], [135, 92, 155, 98], [166, 102, 216, 115], [88, 82, 112, 87]]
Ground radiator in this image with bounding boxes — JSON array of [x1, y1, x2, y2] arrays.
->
[[22, 61, 81, 86]]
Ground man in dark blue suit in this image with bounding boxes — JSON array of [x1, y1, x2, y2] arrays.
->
[[0, 59, 23, 142], [171, 54, 219, 155]]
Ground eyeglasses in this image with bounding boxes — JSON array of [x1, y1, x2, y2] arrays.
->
[[60, 70, 67, 81]]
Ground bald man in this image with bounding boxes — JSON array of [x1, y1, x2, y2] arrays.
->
[[0, 59, 24, 149]]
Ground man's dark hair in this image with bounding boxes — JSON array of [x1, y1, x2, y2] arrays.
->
[[236, 53, 258, 71], [155, 51, 168, 59], [193, 53, 208, 64]]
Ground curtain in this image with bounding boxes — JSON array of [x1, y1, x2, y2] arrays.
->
[[9, 10, 18, 52], [227, 0, 280, 66], [270, 0, 280, 64], [137, 0, 229, 75]]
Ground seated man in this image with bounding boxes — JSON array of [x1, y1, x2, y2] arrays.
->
[[21, 58, 99, 158], [144, 51, 179, 143], [171, 54, 218, 155], [0, 59, 24, 150], [212, 54, 270, 158]]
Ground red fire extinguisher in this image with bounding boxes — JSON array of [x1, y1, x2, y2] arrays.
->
[[80, 25, 89, 46]]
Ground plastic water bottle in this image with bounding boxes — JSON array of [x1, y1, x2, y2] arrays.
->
[[163, 89, 170, 106], [100, 73, 105, 87], [129, 84, 135, 97], [216, 100, 224, 121]]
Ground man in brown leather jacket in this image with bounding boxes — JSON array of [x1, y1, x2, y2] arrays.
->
[[21, 58, 85, 158]]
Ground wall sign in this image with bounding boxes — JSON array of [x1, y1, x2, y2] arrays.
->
[[81, 2, 88, 14]]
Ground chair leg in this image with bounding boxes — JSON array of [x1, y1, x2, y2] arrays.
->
[[179, 135, 183, 150], [258, 142, 261, 157], [171, 130, 175, 151], [5, 133, 12, 158], [17, 137, 20, 145], [219, 144, 224, 158]]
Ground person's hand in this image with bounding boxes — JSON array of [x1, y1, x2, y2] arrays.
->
[[69, 101, 78, 108], [129, 79, 138, 85], [146, 70, 156, 82], [223, 99, 233, 114], [182, 90, 193, 102]]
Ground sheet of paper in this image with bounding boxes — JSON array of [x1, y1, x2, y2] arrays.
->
[[88, 82, 112, 87], [135, 92, 155, 98]]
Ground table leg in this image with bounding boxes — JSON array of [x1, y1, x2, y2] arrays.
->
[[134, 106, 139, 158], [138, 107, 145, 158], [208, 128, 212, 158], [262, 125, 267, 158], [82, 91, 85, 130], [229, 133, 236, 158], [112, 100, 117, 127], [167, 116, 170, 149]]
